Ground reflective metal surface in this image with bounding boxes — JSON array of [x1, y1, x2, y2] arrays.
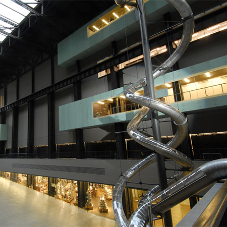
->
[[112, 1, 227, 227]]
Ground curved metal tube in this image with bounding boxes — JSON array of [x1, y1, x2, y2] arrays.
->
[[113, 0, 227, 227]]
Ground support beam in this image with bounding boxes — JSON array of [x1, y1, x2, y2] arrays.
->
[[73, 60, 85, 159], [137, 1, 172, 226]]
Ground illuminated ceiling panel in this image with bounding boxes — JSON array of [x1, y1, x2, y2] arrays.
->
[[0, 0, 39, 42]]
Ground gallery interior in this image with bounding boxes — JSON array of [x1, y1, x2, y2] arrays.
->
[[0, 0, 227, 226]]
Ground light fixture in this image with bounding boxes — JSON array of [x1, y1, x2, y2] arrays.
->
[[198, 33, 211, 39], [207, 25, 219, 30], [208, 78, 221, 82], [108, 98, 113, 101], [205, 72, 211, 77], [165, 83, 171, 87], [102, 19, 109, 25], [113, 12, 119, 18], [187, 82, 198, 86], [220, 26, 227, 31], [98, 101, 104, 104], [120, 95, 126, 98], [92, 25, 99, 31], [135, 92, 140, 96], [184, 78, 190, 83], [192, 33, 198, 37], [124, 5, 130, 11]]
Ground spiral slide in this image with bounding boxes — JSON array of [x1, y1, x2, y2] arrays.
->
[[112, 0, 227, 226]]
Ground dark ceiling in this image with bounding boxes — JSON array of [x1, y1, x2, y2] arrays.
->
[[0, 0, 115, 86]]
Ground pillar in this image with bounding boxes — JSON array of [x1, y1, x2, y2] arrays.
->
[[27, 67, 35, 157], [11, 78, 19, 156], [0, 86, 6, 155], [74, 60, 85, 159], [48, 54, 56, 159], [77, 181, 88, 208]]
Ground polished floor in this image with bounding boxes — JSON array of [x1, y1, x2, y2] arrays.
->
[[0, 177, 118, 227]]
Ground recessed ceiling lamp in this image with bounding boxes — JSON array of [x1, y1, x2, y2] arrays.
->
[[208, 78, 221, 82], [205, 72, 211, 77], [124, 5, 130, 11], [207, 25, 219, 30], [98, 101, 104, 104], [93, 25, 99, 31], [108, 98, 113, 101], [165, 83, 171, 87], [220, 26, 227, 31], [102, 19, 109, 25], [184, 78, 190, 83], [120, 95, 126, 98], [113, 12, 119, 18]]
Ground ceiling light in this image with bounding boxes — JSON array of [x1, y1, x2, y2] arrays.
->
[[120, 95, 126, 98], [207, 25, 219, 30], [135, 92, 140, 96], [220, 26, 227, 31], [208, 78, 221, 82], [98, 101, 104, 104], [165, 83, 171, 87], [124, 6, 130, 11], [102, 19, 109, 25], [187, 82, 198, 85], [108, 98, 113, 101], [198, 33, 210, 39], [184, 78, 190, 83], [92, 25, 99, 31], [205, 72, 211, 77], [113, 12, 119, 18], [192, 33, 198, 37]]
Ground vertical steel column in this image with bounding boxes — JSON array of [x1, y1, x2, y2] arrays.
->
[[77, 181, 88, 208], [74, 60, 85, 159], [11, 78, 19, 156], [109, 40, 126, 159], [0, 86, 6, 155], [163, 12, 184, 102], [48, 54, 56, 159], [137, 0, 172, 226], [27, 67, 35, 157]]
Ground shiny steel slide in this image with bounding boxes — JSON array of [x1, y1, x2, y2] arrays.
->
[[112, 0, 227, 226]]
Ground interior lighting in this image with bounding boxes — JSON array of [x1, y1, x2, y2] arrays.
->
[[198, 33, 211, 39], [187, 82, 198, 85], [192, 33, 198, 37], [208, 78, 221, 81], [92, 25, 99, 31], [113, 12, 119, 18], [184, 78, 190, 83], [165, 83, 171, 87], [120, 95, 126, 98], [124, 5, 130, 11], [102, 19, 109, 25], [220, 26, 227, 31], [205, 72, 211, 77], [108, 98, 113, 101], [135, 92, 140, 96], [207, 25, 219, 30], [98, 101, 104, 104]]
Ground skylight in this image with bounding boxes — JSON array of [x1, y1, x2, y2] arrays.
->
[[0, 0, 39, 42]]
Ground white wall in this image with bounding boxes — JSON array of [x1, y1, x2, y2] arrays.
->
[[7, 80, 16, 105], [5, 110, 13, 148], [123, 64, 145, 85], [35, 59, 51, 92], [18, 104, 28, 147], [81, 74, 108, 99], [34, 96, 48, 146], [55, 86, 74, 144], [19, 71, 32, 99]]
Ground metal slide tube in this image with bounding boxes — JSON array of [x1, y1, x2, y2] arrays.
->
[[112, 0, 227, 227]]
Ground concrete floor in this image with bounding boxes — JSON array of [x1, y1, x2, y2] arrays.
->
[[0, 177, 118, 227]]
